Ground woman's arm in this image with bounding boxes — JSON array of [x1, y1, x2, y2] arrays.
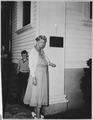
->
[[43, 51, 56, 67], [29, 49, 37, 77], [29, 48, 38, 85]]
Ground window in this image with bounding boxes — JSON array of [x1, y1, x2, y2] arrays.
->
[[83, 2, 92, 20], [90, 2, 92, 19], [16, 1, 32, 34], [23, 1, 31, 26]]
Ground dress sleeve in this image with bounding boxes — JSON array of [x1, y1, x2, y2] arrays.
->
[[29, 49, 38, 77], [44, 55, 51, 65], [42, 50, 50, 65]]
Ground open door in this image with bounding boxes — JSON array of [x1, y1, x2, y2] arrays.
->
[[1, 1, 12, 117]]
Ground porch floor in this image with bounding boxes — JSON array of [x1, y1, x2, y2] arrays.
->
[[3, 95, 91, 119]]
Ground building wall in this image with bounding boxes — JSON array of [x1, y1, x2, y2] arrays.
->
[[65, 68, 84, 110], [65, 2, 92, 110], [11, 1, 92, 112], [65, 2, 92, 68], [38, 1, 68, 114], [12, 1, 37, 63], [38, 1, 67, 105], [10, 1, 38, 96], [38, 1, 92, 111]]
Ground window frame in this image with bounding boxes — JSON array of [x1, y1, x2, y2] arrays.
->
[[83, 2, 92, 21], [16, 1, 32, 34], [23, 1, 31, 27]]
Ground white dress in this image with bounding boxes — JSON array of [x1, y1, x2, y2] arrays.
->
[[23, 52, 49, 108]]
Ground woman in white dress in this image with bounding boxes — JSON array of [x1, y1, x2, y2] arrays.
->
[[23, 35, 56, 119]]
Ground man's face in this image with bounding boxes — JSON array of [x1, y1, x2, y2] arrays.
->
[[38, 39, 46, 49]]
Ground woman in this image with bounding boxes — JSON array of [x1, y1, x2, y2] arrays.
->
[[23, 35, 56, 119]]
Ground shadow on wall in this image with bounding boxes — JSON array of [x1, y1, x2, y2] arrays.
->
[[80, 58, 92, 118], [65, 58, 92, 119], [65, 68, 84, 110]]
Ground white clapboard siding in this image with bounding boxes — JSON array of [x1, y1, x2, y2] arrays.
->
[[12, 32, 35, 44], [65, 2, 92, 68], [12, 29, 36, 39], [12, 1, 37, 63]]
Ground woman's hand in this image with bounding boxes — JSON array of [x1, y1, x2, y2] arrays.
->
[[49, 62, 56, 67], [32, 77, 37, 86]]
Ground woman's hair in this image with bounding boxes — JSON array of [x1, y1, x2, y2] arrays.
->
[[35, 35, 47, 42]]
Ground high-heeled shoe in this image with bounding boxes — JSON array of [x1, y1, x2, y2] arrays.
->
[[34, 117, 38, 119], [40, 115, 44, 119], [31, 111, 36, 118]]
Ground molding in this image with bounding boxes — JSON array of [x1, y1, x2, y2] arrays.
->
[[65, 61, 89, 69], [16, 23, 32, 34], [82, 19, 92, 27], [49, 94, 68, 104]]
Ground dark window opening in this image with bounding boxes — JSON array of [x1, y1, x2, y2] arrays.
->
[[23, 1, 31, 26], [90, 2, 92, 19]]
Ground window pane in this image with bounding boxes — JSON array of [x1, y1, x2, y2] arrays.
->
[[90, 2, 92, 19], [23, 1, 31, 26]]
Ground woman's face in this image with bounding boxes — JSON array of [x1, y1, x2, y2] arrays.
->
[[37, 39, 46, 49]]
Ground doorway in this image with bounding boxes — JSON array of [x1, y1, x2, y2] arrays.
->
[[1, 1, 12, 117]]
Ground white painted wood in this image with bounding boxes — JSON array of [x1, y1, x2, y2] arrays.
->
[[65, 2, 92, 68], [39, 1, 67, 104], [12, 1, 37, 63]]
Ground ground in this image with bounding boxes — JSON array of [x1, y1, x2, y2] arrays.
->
[[3, 95, 91, 119]]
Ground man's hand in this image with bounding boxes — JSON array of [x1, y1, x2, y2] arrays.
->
[[32, 77, 37, 86], [49, 62, 56, 67]]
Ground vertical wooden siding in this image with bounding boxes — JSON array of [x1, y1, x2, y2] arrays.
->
[[12, 2, 37, 63], [65, 2, 92, 68], [39, 2, 67, 104]]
